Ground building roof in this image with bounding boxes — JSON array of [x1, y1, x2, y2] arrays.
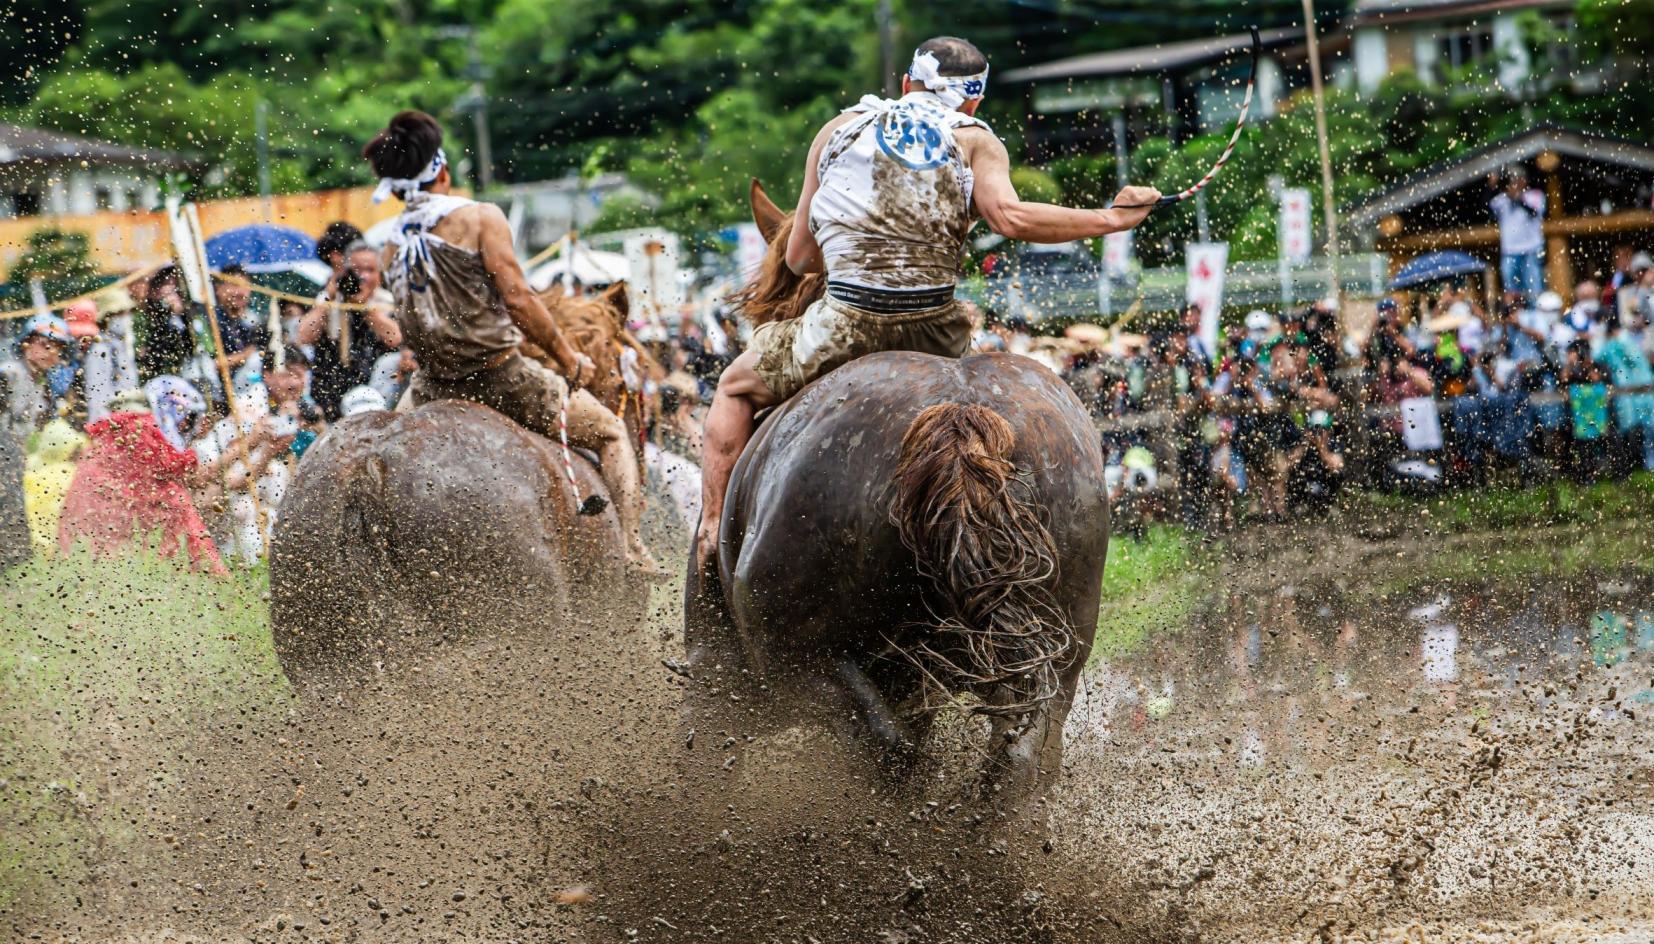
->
[[1350, 0, 1568, 26], [0, 123, 198, 170], [1343, 125, 1654, 228], [1001, 26, 1301, 84]]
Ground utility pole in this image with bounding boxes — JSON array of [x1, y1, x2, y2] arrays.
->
[[255, 100, 272, 224], [878, 0, 899, 98], [466, 32, 493, 194], [438, 25, 494, 193], [1301, 0, 1342, 308]]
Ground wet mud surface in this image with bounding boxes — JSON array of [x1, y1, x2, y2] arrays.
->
[[6, 559, 1652, 942]]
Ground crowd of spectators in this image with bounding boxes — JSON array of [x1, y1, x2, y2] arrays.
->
[[995, 242, 1654, 534], [0, 220, 412, 571], [7, 214, 1654, 567], [980, 299, 1352, 534]]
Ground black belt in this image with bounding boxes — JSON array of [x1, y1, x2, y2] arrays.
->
[[827, 281, 954, 314]]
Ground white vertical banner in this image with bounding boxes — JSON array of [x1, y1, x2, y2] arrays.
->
[[1279, 187, 1312, 266], [624, 229, 683, 328], [1102, 230, 1133, 278], [165, 195, 209, 301], [735, 222, 767, 285], [1185, 241, 1229, 357]]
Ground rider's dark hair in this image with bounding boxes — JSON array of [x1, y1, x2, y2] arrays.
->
[[362, 110, 444, 182], [915, 36, 987, 76]]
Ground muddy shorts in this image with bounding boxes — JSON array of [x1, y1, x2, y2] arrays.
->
[[410, 352, 569, 440], [748, 295, 972, 401]]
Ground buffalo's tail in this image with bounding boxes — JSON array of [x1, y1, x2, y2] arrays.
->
[[889, 403, 1075, 718]]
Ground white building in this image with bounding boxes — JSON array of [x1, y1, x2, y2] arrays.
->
[[0, 123, 198, 220], [1346, 0, 1574, 95]]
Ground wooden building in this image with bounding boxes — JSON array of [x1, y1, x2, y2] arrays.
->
[[1344, 125, 1654, 304]]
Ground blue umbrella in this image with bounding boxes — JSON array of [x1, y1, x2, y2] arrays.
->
[[204, 224, 318, 274], [1390, 250, 1488, 289]]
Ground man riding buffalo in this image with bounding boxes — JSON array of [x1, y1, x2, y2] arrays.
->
[[694, 35, 1160, 571], [363, 110, 661, 577]]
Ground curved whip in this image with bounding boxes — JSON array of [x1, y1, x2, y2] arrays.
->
[[558, 385, 609, 517], [1109, 26, 1262, 211], [889, 403, 1075, 718]]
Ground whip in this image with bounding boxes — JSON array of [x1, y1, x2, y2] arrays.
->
[[558, 383, 610, 517], [1108, 27, 1261, 211]]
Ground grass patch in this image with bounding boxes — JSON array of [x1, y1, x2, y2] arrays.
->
[[1347, 473, 1654, 593], [1093, 525, 1214, 659], [0, 549, 286, 915]]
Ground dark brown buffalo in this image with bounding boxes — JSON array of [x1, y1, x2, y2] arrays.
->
[[685, 183, 1108, 806], [271, 400, 632, 678]]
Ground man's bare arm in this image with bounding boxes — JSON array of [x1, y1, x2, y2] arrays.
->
[[785, 114, 855, 275], [964, 130, 1159, 242], [475, 204, 584, 377]]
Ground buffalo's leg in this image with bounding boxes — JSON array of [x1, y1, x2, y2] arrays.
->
[[834, 657, 919, 768], [979, 657, 1085, 824]]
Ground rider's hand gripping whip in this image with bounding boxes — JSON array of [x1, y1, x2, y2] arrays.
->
[[1108, 27, 1262, 211]]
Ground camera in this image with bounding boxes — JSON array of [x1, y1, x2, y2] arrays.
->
[[337, 267, 363, 299]]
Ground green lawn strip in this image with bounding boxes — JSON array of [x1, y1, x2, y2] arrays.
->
[[0, 549, 288, 914], [1093, 525, 1214, 660], [1353, 471, 1654, 533]]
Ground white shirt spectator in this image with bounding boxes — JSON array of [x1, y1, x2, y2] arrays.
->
[[1490, 190, 1545, 256], [81, 315, 139, 423]]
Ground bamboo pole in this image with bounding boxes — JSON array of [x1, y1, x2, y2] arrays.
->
[[185, 204, 269, 551], [1301, 0, 1342, 311]]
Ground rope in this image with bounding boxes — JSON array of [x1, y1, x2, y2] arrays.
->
[[0, 269, 381, 323], [557, 382, 609, 517], [0, 267, 154, 322], [3, 223, 587, 322]]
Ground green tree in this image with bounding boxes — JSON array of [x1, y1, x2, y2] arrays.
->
[[8, 228, 96, 283]]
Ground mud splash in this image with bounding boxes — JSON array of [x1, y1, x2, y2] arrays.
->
[[8, 561, 1653, 942]]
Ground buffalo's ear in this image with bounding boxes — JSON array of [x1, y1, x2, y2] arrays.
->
[[598, 280, 629, 322], [750, 178, 786, 244]]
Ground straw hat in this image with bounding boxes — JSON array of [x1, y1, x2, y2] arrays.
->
[[1103, 332, 1148, 357], [63, 300, 100, 339], [95, 285, 137, 318], [1064, 323, 1109, 346], [1424, 302, 1475, 334]]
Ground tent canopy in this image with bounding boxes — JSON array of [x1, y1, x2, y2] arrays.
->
[[1390, 250, 1487, 289], [528, 248, 629, 291]]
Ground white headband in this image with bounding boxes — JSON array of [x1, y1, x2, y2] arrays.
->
[[372, 148, 447, 203], [907, 51, 988, 109]]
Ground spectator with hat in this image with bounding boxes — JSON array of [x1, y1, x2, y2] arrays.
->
[[1614, 251, 1654, 323], [1555, 280, 1603, 351], [81, 284, 141, 423], [2, 314, 72, 443]]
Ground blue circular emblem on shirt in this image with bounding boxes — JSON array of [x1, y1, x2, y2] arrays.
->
[[874, 103, 951, 171]]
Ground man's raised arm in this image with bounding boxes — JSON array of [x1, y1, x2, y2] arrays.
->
[[965, 130, 1159, 243]]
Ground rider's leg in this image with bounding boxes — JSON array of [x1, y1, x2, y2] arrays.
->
[[695, 350, 778, 568], [564, 389, 655, 571]]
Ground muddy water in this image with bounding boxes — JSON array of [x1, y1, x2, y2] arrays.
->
[[1057, 577, 1654, 941], [11, 566, 1654, 942]]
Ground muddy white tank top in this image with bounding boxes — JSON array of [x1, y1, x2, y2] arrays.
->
[[809, 91, 987, 294]]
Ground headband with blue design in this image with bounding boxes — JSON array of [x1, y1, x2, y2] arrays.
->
[[372, 148, 447, 203], [908, 51, 988, 109]]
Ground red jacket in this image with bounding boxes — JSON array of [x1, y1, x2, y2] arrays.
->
[[59, 411, 224, 573]]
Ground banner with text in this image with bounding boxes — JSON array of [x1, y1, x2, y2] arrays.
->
[[1185, 241, 1229, 356], [1279, 187, 1312, 266]]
